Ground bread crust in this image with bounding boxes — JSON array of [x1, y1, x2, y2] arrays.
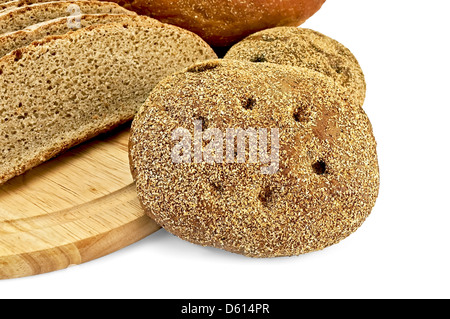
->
[[225, 27, 367, 107], [105, 0, 326, 47], [130, 59, 380, 258]]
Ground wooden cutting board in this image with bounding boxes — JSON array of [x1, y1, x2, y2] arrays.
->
[[0, 124, 160, 280]]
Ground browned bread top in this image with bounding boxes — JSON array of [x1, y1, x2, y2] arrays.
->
[[129, 59, 379, 258], [101, 0, 326, 47], [225, 27, 366, 107]]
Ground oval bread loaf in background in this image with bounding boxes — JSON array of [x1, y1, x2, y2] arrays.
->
[[102, 0, 326, 47], [129, 59, 380, 258], [225, 27, 367, 107], [0, 18, 217, 185]]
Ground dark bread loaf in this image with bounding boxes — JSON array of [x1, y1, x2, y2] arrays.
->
[[100, 0, 326, 47], [129, 59, 379, 258], [225, 27, 367, 107]]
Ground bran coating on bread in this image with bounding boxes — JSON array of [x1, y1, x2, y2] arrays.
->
[[225, 27, 366, 107], [129, 59, 379, 258]]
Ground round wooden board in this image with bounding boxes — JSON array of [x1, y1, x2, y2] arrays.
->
[[0, 124, 160, 279]]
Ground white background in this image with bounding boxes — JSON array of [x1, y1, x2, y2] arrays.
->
[[1, 0, 449, 299]]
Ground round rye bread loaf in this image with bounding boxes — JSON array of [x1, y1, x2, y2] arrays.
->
[[225, 27, 367, 107], [129, 59, 379, 258]]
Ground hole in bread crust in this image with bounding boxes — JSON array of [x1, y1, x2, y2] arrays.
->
[[242, 97, 256, 110], [211, 182, 224, 193], [259, 185, 275, 207], [312, 160, 327, 175], [250, 55, 267, 63], [334, 65, 344, 74], [293, 104, 311, 123]]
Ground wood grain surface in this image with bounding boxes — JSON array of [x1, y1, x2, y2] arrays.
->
[[0, 124, 160, 279]]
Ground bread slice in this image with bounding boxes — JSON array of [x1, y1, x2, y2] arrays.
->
[[0, 0, 44, 12], [0, 1, 136, 34], [0, 13, 153, 57], [0, 0, 21, 10], [0, 0, 23, 6], [0, 0, 134, 13], [224, 27, 367, 107], [0, 19, 217, 185], [0, 0, 18, 11], [0, 0, 132, 12]]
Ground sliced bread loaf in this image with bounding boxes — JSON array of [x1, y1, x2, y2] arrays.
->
[[0, 19, 217, 185], [0, 1, 135, 34], [0, 13, 154, 57]]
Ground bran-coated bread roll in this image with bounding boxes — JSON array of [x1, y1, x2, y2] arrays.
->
[[225, 27, 367, 107], [129, 59, 380, 258]]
